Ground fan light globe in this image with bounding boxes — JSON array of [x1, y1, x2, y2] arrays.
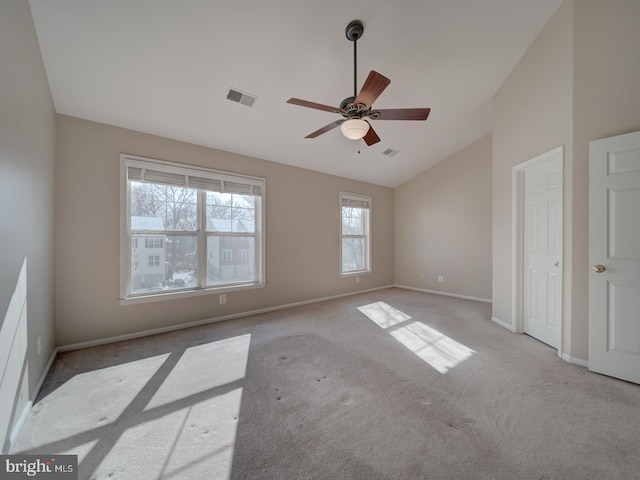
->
[[340, 119, 370, 140]]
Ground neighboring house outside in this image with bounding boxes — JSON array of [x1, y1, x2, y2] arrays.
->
[[207, 218, 254, 284], [130, 216, 253, 291], [131, 216, 167, 291]]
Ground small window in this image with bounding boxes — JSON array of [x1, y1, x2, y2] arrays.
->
[[145, 237, 163, 249], [340, 192, 371, 275]]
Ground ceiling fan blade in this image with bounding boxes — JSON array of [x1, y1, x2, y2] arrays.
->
[[287, 98, 343, 114], [305, 119, 346, 138], [354, 70, 391, 109], [371, 108, 431, 121], [362, 122, 381, 146]]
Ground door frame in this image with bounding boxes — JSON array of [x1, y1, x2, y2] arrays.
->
[[512, 145, 564, 358]]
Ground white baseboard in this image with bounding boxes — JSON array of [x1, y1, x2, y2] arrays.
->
[[491, 315, 516, 332], [394, 284, 492, 304], [58, 285, 395, 352], [6, 348, 58, 453], [5, 402, 32, 454], [561, 353, 588, 368]]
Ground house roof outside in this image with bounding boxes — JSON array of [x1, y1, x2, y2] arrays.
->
[[208, 218, 249, 233], [130, 216, 249, 233], [131, 216, 165, 231]]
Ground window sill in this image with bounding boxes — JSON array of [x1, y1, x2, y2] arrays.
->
[[119, 282, 266, 306], [341, 270, 372, 278]]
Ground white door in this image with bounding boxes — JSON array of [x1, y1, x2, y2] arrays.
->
[[523, 149, 563, 349], [589, 131, 640, 384]]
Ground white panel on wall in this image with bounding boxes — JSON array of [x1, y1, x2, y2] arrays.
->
[[0, 259, 29, 451]]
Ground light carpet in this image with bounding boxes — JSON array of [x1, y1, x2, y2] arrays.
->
[[12, 288, 640, 479]]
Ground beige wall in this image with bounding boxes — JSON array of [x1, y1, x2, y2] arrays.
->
[[394, 134, 492, 301], [570, 0, 640, 359], [492, 0, 640, 361], [0, 0, 56, 451], [492, 0, 573, 345], [55, 115, 394, 346]]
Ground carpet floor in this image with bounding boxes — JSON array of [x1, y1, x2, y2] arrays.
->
[[11, 288, 640, 479]]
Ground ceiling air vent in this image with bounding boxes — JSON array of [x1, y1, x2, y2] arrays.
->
[[227, 88, 257, 107], [382, 148, 399, 157]]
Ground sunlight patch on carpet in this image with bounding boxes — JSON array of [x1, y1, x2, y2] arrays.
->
[[121, 388, 244, 480], [146, 334, 250, 409], [390, 323, 475, 374], [140, 334, 250, 480], [16, 334, 251, 480], [358, 302, 475, 374], [357, 301, 412, 328]]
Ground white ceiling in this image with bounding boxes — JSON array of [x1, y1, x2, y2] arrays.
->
[[29, 0, 562, 187]]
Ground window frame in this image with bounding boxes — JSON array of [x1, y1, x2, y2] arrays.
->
[[119, 154, 266, 304], [340, 191, 372, 276]]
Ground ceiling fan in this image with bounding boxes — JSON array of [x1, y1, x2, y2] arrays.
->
[[287, 20, 431, 147]]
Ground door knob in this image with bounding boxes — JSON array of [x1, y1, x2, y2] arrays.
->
[[592, 264, 606, 273]]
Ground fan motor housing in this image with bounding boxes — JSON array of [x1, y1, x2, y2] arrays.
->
[[340, 96, 370, 118], [339, 96, 356, 111]]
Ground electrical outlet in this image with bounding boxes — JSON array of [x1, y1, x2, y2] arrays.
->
[[438, 275, 444, 283], [219, 294, 226, 304], [420, 274, 425, 280], [356, 276, 360, 283]]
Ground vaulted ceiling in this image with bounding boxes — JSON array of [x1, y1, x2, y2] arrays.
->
[[29, 0, 562, 187]]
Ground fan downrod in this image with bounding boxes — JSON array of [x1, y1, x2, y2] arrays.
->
[[346, 20, 364, 98]]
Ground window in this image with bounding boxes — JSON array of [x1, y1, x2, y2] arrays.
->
[[121, 154, 265, 300], [341, 192, 371, 275], [145, 237, 163, 249]]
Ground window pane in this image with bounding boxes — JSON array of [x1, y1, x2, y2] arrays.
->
[[342, 237, 365, 272], [207, 236, 255, 285], [342, 207, 363, 235], [131, 234, 197, 294], [206, 192, 255, 233], [130, 182, 197, 230]]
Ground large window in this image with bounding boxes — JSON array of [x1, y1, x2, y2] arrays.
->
[[341, 192, 371, 275], [120, 155, 265, 301]]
